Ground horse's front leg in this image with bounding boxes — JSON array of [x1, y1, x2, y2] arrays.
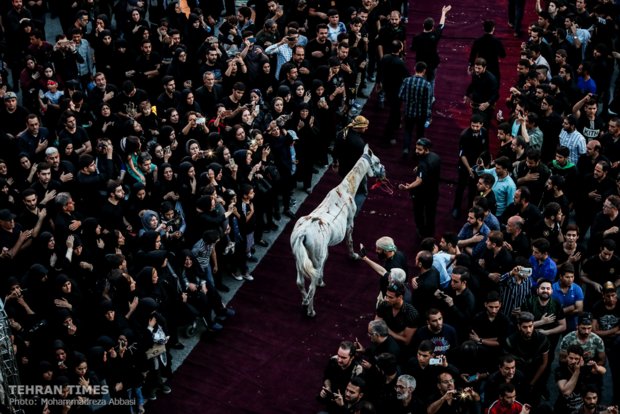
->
[[345, 223, 359, 260]]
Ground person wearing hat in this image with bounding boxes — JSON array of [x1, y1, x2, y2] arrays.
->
[[592, 281, 620, 401], [399, 138, 441, 238], [333, 115, 370, 211], [559, 313, 606, 365]]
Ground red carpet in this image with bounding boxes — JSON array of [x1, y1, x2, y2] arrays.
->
[[150, 1, 532, 412]]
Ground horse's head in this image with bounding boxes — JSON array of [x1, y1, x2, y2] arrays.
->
[[364, 146, 386, 180]]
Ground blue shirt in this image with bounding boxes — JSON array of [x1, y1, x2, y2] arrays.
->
[[478, 167, 516, 217], [529, 256, 557, 286], [458, 223, 490, 258], [552, 282, 584, 331]]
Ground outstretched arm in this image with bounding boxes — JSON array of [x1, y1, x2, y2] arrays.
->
[[439, 5, 452, 26]]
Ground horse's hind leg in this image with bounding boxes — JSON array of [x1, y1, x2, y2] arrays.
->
[[296, 271, 309, 306], [306, 278, 317, 317]]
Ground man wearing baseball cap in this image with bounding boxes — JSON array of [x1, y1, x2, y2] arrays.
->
[[399, 138, 441, 237]]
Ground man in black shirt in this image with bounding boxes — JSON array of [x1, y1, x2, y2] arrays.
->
[[377, 40, 409, 146], [375, 282, 419, 347], [399, 138, 440, 238], [452, 114, 489, 218], [469, 20, 506, 83], [464, 58, 499, 126]]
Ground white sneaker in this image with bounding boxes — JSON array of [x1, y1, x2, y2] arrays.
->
[[232, 274, 243, 281], [242, 274, 254, 281]]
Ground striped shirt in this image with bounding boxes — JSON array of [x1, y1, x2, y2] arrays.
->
[[499, 273, 532, 316], [559, 129, 586, 165], [399, 75, 433, 119]]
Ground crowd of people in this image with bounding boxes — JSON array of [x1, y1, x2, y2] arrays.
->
[[1, 0, 620, 413], [317, 0, 620, 414], [0, 0, 409, 412]]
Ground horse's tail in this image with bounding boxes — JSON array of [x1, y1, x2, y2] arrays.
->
[[291, 232, 316, 281]]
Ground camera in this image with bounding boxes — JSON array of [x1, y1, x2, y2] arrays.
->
[[429, 357, 442, 366]]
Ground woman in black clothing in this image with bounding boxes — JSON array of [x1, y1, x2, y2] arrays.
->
[[167, 49, 198, 92], [176, 89, 202, 119], [290, 102, 318, 193]]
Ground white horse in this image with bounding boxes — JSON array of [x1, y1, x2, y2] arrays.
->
[[290, 145, 386, 317]]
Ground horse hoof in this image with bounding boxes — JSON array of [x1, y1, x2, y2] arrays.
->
[[318, 281, 326, 288], [307, 310, 316, 318]]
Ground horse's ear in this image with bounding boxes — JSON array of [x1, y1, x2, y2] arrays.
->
[[365, 145, 372, 156]]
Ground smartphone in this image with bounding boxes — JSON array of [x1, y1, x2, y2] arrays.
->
[[467, 375, 478, 382], [519, 268, 533, 277], [196, 117, 206, 125], [248, 37, 256, 43], [429, 358, 442, 366]]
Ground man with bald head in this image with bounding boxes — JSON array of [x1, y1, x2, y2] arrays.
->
[[503, 215, 531, 260], [577, 139, 609, 178]]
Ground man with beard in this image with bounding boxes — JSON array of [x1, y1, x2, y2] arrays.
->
[[560, 314, 606, 366], [592, 282, 620, 402], [577, 161, 615, 235], [319, 341, 363, 404], [571, 387, 619, 414], [514, 149, 551, 206], [45, 147, 75, 187], [464, 58, 499, 126], [581, 239, 620, 309], [30, 162, 62, 206], [399, 138, 441, 237], [503, 312, 551, 402], [555, 344, 606, 412], [375, 282, 419, 347], [453, 114, 489, 218], [99, 180, 132, 233], [390, 374, 425, 413], [411, 308, 458, 356], [17, 189, 48, 238], [327, 376, 367, 414], [521, 279, 566, 387], [560, 114, 587, 165], [427, 371, 481, 414]]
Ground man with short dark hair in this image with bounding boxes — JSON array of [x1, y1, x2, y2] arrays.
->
[[487, 383, 526, 414], [375, 282, 419, 346], [400, 62, 433, 156], [464, 57, 499, 125], [377, 39, 409, 146], [319, 341, 363, 405], [560, 114, 587, 165], [453, 114, 490, 218], [469, 20, 506, 83], [156, 75, 181, 113], [399, 138, 440, 237], [470, 292, 513, 373], [410, 5, 452, 88], [503, 312, 551, 402], [485, 355, 529, 410], [457, 206, 490, 258], [437, 267, 476, 341], [581, 239, 620, 308], [411, 308, 458, 356]]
